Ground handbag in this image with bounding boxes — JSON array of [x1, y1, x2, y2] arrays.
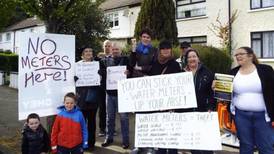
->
[[85, 88, 97, 103]]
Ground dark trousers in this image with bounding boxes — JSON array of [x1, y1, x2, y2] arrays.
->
[[98, 88, 106, 132], [82, 108, 98, 147], [57, 144, 83, 154], [157, 148, 178, 154]]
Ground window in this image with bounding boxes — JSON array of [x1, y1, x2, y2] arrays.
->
[[178, 36, 207, 45], [251, 0, 274, 9], [106, 12, 119, 28], [30, 28, 34, 32], [251, 31, 274, 58], [176, 0, 206, 19], [6, 33, 11, 41], [0, 34, 2, 42]]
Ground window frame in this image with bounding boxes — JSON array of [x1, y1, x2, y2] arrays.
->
[[0, 34, 2, 42], [250, 0, 274, 10], [176, 0, 206, 19], [251, 31, 274, 58], [106, 12, 119, 28], [6, 33, 11, 42], [178, 35, 207, 44]]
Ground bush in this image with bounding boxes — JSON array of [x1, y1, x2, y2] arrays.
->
[[192, 45, 232, 74], [0, 52, 18, 73]]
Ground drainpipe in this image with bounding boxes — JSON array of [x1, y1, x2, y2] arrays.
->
[[13, 30, 16, 53], [228, 0, 232, 55]]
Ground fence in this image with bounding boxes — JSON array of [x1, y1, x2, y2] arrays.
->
[[9, 72, 18, 89]]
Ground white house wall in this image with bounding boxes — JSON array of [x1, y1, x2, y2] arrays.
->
[[0, 25, 46, 53], [176, 0, 228, 48]]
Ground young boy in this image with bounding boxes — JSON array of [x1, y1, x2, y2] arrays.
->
[[21, 113, 50, 154], [51, 92, 88, 154]]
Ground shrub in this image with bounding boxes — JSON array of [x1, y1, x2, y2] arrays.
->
[[0, 52, 18, 73], [192, 45, 232, 74]]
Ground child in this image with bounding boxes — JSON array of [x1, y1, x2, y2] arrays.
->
[[51, 92, 88, 154], [21, 113, 50, 154]]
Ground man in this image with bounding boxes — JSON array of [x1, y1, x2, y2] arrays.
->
[[101, 43, 130, 149], [176, 41, 191, 69]]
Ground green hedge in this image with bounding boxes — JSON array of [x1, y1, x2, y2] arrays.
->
[[192, 45, 232, 74], [0, 52, 18, 73], [122, 41, 232, 74]]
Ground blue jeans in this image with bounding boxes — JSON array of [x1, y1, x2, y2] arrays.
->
[[57, 144, 83, 154], [235, 108, 274, 154], [106, 94, 129, 145]]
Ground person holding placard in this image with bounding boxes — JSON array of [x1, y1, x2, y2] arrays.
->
[[129, 28, 158, 78], [75, 47, 100, 150], [150, 40, 181, 154], [229, 47, 274, 154], [97, 40, 112, 137], [183, 48, 215, 154], [100, 43, 130, 149]]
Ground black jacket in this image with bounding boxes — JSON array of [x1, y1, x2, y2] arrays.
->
[[100, 56, 129, 96], [230, 64, 274, 122], [149, 58, 181, 75], [129, 47, 158, 78], [21, 125, 50, 154], [181, 64, 215, 112]]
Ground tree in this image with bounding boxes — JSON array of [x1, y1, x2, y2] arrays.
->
[[134, 0, 178, 44], [0, 0, 17, 31], [19, 0, 109, 58]]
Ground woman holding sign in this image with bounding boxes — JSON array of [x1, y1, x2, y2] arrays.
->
[[75, 48, 100, 150], [183, 48, 215, 154], [230, 47, 274, 154], [150, 40, 181, 154]]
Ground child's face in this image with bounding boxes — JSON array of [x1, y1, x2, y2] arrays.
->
[[27, 118, 40, 131], [64, 97, 75, 111]]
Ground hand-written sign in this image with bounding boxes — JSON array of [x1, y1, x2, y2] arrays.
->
[[18, 32, 75, 120], [135, 112, 222, 150], [106, 66, 127, 90], [75, 61, 100, 87], [118, 72, 197, 113]]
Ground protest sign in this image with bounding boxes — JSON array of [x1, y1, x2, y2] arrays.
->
[[118, 72, 197, 112], [18, 32, 75, 120], [75, 61, 100, 87], [214, 73, 234, 101], [135, 112, 222, 150], [106, 66, 127, 90]]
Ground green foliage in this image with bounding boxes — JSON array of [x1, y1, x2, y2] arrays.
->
[[192, 45, 232, 74], [0, 52, 18, 73], [0, 0, 17, 31], [134, 0, 178, 44], [18, 0, 109, 61]]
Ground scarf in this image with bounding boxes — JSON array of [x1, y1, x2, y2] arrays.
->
[[136, 42, 152, 55]]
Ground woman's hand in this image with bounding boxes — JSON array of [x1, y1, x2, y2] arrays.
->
[[211, 80, 216, 90], [131, 38, 137, 52]]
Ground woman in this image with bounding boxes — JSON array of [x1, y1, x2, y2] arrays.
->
[[230, 47, 274, 154], [76, 47, 99, 150], [150, 40, 181, 154], [184, 48, 215, 154]]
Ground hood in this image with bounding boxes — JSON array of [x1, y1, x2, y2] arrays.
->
[[57, 105, 80, 113]]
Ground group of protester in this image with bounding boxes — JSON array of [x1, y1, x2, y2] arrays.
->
[[21, 28, 274, 154]]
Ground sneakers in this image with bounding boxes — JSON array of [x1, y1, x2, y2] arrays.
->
[[98, 130, 106, 137], [101, 139, 113, 147]]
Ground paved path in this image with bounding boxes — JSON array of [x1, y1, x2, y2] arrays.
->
[[0, 86, 239, 154]]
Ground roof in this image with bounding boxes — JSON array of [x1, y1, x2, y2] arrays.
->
[[5, 16, 44, 32], [100, 0, 142, 11]]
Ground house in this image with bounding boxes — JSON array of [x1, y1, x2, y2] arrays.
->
[[100, 0, 274, 66], [0, 16, 46, 53], [100, 0, 142, 47]]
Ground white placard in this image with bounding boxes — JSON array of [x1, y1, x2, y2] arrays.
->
[[18, 32, 75, 120], [106, 66, 127, 90], [118, 72, 197, 112], [135, 112, 222, 150], [75, 61, 100, 87]]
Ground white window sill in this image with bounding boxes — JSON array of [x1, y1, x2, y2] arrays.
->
[[258, 58, 274, 62], [111, 26, 120, 30], [248, 7, 274, 13], [176, 15, 208, 22]]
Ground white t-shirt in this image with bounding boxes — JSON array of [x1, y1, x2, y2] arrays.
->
[[231, 69, 270, 121]]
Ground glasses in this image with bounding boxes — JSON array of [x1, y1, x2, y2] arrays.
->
[[234, 52, 248, 57]]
